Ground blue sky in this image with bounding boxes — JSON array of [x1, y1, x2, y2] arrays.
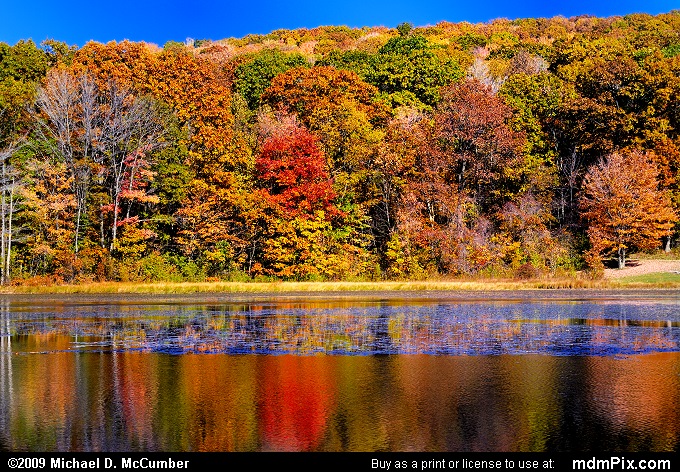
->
[[2, 0, 678, 47]]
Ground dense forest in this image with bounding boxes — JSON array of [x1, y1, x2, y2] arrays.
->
[[1, 12, 680, 284]]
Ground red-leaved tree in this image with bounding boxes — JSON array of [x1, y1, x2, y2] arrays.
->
[[255, 127, 339, 219]]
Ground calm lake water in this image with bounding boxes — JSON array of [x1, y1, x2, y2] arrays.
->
[[1, 291, 679, 452]]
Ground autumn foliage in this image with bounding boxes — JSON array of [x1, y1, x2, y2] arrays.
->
[[261, 66, 385, 127], [255, 128, 339, 219], [433, 79, 525, 205], [580, 151, 677, 269], [3, 12, 680, 283]]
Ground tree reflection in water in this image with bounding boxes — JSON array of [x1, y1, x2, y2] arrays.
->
[[1, 296, 679, 452]]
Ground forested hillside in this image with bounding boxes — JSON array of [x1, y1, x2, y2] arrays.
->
[[1, 12, 680, 284]]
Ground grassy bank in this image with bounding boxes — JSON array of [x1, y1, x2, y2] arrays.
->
[[613, 272, 680, 286], [2, 273, 680, 294]]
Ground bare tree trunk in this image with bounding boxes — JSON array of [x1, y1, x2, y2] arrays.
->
[[426, 199, 435, 223], [75, 201, 81, 254], [0, 150, 18, 285], [100, 215, 106, 248], [4, 183, 13, 284], [0, 158, 5, 285], [125, 162, 138, 221], [556, 148, 583, 226], [664, 235, 672, 253], [110, 190, 121, 250], [618, 247, 626, 269]]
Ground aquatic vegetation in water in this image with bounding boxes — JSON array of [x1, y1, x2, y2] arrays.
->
[[3, 298, 679, 356]]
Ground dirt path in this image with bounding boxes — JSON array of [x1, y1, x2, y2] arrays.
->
[[604, 259, 680, 278]]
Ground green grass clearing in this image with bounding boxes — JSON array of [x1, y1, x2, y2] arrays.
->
[[614, 272, 680, 286]]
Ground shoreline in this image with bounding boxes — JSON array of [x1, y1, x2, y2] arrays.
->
[[3, 259, 679, 295], [2, 275, 680, 296], [2, 288, 679, 310]]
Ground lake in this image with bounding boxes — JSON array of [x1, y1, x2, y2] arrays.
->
[[1, 290, 679, 452]]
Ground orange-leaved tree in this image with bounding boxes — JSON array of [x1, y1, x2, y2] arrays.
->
[[261, 66, 384, 128], [580, 150, 677, 269], [72, 40, 157, 91], [260, 66, 387, 175]]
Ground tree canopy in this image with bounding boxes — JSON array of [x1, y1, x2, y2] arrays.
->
[[2, 11, 680, 283], [580, 151, 676, 269]]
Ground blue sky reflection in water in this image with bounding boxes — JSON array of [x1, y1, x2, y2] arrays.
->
[[4, 296, 680, 356]]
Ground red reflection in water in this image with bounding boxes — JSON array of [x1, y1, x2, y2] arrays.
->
[[4, 349, 680, 452], [259, 356, 337, 451], [115, 353, 158, 449]]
